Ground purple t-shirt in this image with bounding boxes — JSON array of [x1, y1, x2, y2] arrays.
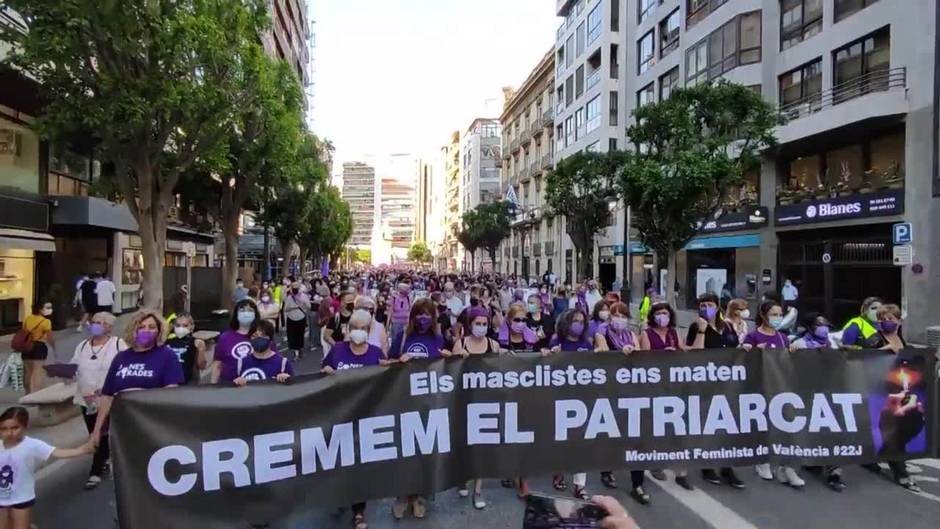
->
[[548, 335, 593, 352], [587, 320, 608, 341], [214, 330, 253, 383], [743, 330, 790, 349], [237, 353, 294, 382], [322, 341, 384, 371], [101, 345, 185, 396], [389, 332, 445, 360]]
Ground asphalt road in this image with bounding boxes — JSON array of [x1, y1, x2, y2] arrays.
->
[[33, 333, 940, 529]]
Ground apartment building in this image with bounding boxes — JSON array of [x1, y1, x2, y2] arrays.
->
[[460, 118, 503, 271], [499, 50, 557, 281], [414, 159, 433, 244], [440, 131, 462, 270], [554, 0, 630, 290], [379, 177, 415, 263], [262, 0, 311, 89], [341, 162, 377, 250], [618, 0, 938, 340]]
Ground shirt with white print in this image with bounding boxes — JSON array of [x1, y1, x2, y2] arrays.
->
[[0, 437, 55, 506]]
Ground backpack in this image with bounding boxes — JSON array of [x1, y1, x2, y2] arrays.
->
[[11, 320, 42, 354]]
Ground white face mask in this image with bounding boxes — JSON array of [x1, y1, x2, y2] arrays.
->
[[349, 329, 368, 344], [174, 326, 191, 338], [471, 324, 489, 338], [41, 308, 53, 317], [740, 309, 751, 320], [598, 310, 610, 321]]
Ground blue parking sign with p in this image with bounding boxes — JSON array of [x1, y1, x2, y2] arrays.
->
[[892, 222, 912, 245]]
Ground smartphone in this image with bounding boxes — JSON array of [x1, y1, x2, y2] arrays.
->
[[523, 492, 608, 529]]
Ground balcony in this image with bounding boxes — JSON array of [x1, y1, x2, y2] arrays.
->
[[533, 243, 542, 257], [504, 246, 510, 257], [541, 108, 553, 128], [512, 247, 519, 258], [586, 69, 600, 91], [519, 166, 531, 181], [541, 154, 553, 170], [780, 68, 906, 121], [501, 141, 511, 160], [510, 139, 520, 154], [520, 128, 532, 146], [531, 121, 544, 137], [544, 241, 555, 255]]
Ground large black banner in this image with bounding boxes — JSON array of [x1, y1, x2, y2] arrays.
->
[[111, 348, 938, 529]]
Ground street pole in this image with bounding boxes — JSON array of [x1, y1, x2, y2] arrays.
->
[[621, 205, 632, 303], [262, 223, 271, 282]]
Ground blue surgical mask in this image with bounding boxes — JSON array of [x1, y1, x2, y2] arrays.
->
[[250, 336, 271, 353], [769, 316, 784, 329], [237, 311, 255, 327]]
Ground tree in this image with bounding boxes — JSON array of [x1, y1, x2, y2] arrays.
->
[[455, 214, 480, 273], [545, 151, 626, 282], [407, 241, 433, 265], [297, 184, 352, 270], [466, 201, 512, 271], [618, 80, 779, 305], [3, 0, 269, 308]]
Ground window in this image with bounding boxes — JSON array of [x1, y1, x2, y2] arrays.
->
[[566, 35, 574, 67], [587, 4, 602, 45], [687, 0, 728, 28], [575, 107, 585, 139], [659, 67, 679, 100], [835, 0, 879, 22], [638, 30, 655, 74], [781, 0, 822, 50], [833, 28, 890, 103], [609, 138, 618, 151], [659, 10, 680, 58], [637, 83, 655, 108], [565, 117, 573, 147], [611, 0, 620, 31], [708, 17, 737, 77], [565, 75, 574, 105], [739, 11, 761, 64], [576, 65, 584, 98], [609, 91, 619, 126], [586, 96, 601, 133], [556, 47, 565, 76], [686, 40, 708, 85], [779, 59, 822, 112], [610, 44, 620, 79], [638, 0, 658, 23], [576, 22, 586, 57]]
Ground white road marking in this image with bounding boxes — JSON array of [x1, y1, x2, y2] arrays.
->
[[911, 459, 940, 471], [910, 489, 940, 503], [916, 476, 939, 483], [646, 471, 758, 529]]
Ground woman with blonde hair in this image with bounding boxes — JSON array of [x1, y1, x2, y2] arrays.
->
[[89, 309, 184, 447], [355, 295, 389, 354], [724, 298, 750, 345]]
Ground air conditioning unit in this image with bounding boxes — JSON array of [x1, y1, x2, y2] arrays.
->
[[0, 130, 21, 158]]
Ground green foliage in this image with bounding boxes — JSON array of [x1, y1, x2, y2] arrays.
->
[[407, 241, 433, 264], [545, 151, 626, 279], [298, 184, 352, 262], [618, 81, 779, 262]]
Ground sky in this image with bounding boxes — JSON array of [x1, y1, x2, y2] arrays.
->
[[310, 0, 559, 182]]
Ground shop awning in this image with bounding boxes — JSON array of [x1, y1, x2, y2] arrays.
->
[[685, 234, 761, 251], [0, 228, 56, 252]]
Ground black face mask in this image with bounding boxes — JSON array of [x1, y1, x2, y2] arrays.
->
[[345, 303, 355, 311]]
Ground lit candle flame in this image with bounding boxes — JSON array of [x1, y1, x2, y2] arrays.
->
[[899, 370, 910, 391]]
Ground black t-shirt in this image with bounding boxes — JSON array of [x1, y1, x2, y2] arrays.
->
[[685, 321, 739, 349], [330, 313, 352, 342], [166, 336, 198, 384], [374, 308, 388, 325], [526, 313, 555, 350], [80, 280, 97, 307]]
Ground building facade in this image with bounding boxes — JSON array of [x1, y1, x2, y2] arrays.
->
[[554, 0, 632, 291], [499, 50, 558, 282], [262, 0, 311, 91], [341, 162, 377, 250], [605, 0, 938, 339], [379, 177, 415, 263], [440, 131, 462, 270], [460, 118, 502, 271], [414, 159, 433, 244]]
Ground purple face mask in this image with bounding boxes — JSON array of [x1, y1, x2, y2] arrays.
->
[[654, 313, 670, 328], [569, 321, 585, 337], [880, 321, 899, 334], [135, 329, 159, 347], [511, 321, 528, 333], [699, 306, 718, 320], [415, 314, 433, 332], [813, 326, 830, 339]]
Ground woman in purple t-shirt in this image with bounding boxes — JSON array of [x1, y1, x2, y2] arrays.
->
[[743, 301, 805, 489], [319, 309, 387, 529], [390, 298, 451, 363], [639, 302, 684, 352], [233, 320, 293, 386], [90, 309, 184, 447], [212, 299, 261, 384]]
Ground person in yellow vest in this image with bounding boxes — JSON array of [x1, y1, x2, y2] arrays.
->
[[840, 297, 882, 348], [638, 287, 654, 329], [272, 280, 285, 333]]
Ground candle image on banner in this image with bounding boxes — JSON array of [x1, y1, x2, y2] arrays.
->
[[867, 353, 928, 457]]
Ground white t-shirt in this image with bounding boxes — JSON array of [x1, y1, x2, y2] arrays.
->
[[445, 296, 464, 325], [0, 437, 55, 506], [95, 280, 116, 306]]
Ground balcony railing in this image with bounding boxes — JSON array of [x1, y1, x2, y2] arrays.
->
[[519, 166, 531, 181], [586, 69, 600, 90], [510, 139, 520, 153], [520, 128, 532, 145], [533, 243, 542, 257], [542, 154, 553, 170], [779, 67, 906, 121], [530, 121, 543, 137], [542, 108, 553, 127], [501, 142, 511, 160]]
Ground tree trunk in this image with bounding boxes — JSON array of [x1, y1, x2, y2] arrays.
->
[[221, 209, 240, 309], [577, 245, 593, 284], [131, 161, 167, 312], [488, 248, 497, 273], [667, 249, 679, 308], [470, 251, 476, 273]]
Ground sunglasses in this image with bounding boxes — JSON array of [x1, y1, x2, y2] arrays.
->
[[511, 318, 526, 323]]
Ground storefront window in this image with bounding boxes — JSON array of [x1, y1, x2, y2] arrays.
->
[[122, 249, 143, 285], [724, 169, 760, 212], [787, 155, 820, 190], [825, 144, 865, 191], [869, 130, 905, 187]]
